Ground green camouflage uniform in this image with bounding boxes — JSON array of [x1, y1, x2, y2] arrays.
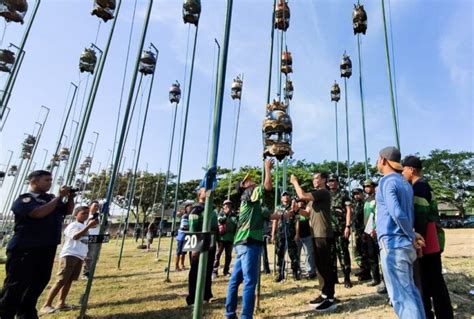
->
[[275, 204, 299, 277], [352, 198, 370, 275], [330, 189, 352, 280]]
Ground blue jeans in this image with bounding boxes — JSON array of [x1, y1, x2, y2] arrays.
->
[[225, 244, 262, 319], [379, 241, 425, 319], [297, 236, 316, 276]]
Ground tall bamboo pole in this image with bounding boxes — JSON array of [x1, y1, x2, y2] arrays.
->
[[356, 34, 369, 179], [335, 101, 340, 175], [344, 78, 351, 191], [78, 1, 153, 316], [193, 1, 233, 317]]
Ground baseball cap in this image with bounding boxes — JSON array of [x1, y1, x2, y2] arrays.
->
[[351, 188, 363, 194], [281, 191, 290, 197], [379, 146, 403, 171], [328, 173, 338, 181], [223, 199, 232, 206], [402, 155, 422, 169], [363, 178, 377, 187]]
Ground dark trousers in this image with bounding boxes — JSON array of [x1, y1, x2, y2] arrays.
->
[[313, 238, 335, 299], [261, 236, 271, 274], [418, 253, 453, 319], [186, 247, 216, 305], [332, 235, 351, 277], [0, 246, 57, 319], [213, 241, 233, 275], [365, 234, 381, 282]]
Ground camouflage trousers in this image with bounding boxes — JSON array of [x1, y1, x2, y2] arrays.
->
[[354, 230, 370, 274], [332, 234, 351, 276], [276, 236, 299, 274]]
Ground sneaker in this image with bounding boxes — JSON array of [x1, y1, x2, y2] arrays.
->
[[377, 284, 387, 294], [40, 306, 57, 314], [309, 295, 326, 306], [314, 299, 337, 312], [367, 280, 381, 287]]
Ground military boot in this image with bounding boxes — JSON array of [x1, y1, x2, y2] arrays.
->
[[343, 270, 353, 288]]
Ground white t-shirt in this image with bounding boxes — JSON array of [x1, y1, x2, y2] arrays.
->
[[60, 221, 89, 260]]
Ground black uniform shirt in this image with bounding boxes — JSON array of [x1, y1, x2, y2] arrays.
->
[[7, 192, 67, 250]]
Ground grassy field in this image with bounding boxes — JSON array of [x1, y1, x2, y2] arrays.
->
[[1, 229, 472, 318]]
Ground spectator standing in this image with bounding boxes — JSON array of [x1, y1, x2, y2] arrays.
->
[[402, 155, 453, 319], [175, 204, 191, 271], [376, 146, 425, 318], [83, 200, 100, 278], [213, 199, 237, 278], [41, 206, 98, 313], [291, 172, 337, 312], [146, 222, 157, 252], [295, 199, 316, 279], [351, 188, 371, 281], [272, 191, 300, 282], [0, 170, 74, 319]]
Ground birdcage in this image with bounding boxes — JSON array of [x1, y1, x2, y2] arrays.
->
[[91, 0, 115, 22], [79, 48, 98, 74], [284, 79, 293, 100], [59, 147, 70, 161], [281, 51, 293, 74], [340, 53, 352, 78], [274, 0, 290, 31], [230, 76, 243, 100], [0, 49, 15, 73], [352, 4, 367, 35], [8, 165, 18, 176], [169, 81, 181, 104], [262, 99, 292, 160], [0, 0, 28, 24], [138, 50, 156, 75], [331, 81, 341, 102], [183, 0, 201, 25]]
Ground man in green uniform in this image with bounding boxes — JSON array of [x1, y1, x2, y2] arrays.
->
[[327, 174, 352, 288], [362, 179, 381, 287], [271, 191, 300, 282], [351, 187, 371, 281], [213, 199, 238, 277]]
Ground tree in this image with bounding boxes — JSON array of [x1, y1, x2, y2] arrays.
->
[[422, 149, 474, 218]]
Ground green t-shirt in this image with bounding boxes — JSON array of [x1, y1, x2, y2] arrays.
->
[[234, 185, 269, 245], [363, 194, 376, 228], [188, 203, 218, 233]]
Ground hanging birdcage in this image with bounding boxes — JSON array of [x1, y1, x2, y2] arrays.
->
[[274, 0, 290, 31], [281, 51, 293, 74], [21, 134, 35, 159], [0, 170, 5, 181], [262, 99, 292, 161], [75, 178, 84, 189], [0, 49, 15, 73], [340, 53, 352, 78], [331, 81, 341, 102], [91, 0, 115, 22], [83, 156, 93, 167], [0, 0, 28, 24], [79, 48, 98, 74], [230, 76, 243, 100], [284, 79, 293, 100], [138, 50, 156, 75], [352, 4, 367, 35], [169, 81, 181, 104], [24, 134, 36, 145], [57, 176, 64, 185], [183, 0, 201, 25], [59, 147, 70, 161], [8, 165, 17, 176], [78, 164, 87, 175]]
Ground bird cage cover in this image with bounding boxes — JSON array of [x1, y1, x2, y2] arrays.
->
[[230, 77, 243, 100], [331, 82, 341, 102], [183, 0, 201, 25], [340, 54, 352, 78], [24, 134, 36, 145], [0, 171, 5, 179], [169, 83, 181, 103], [8, 165, 18, 175], [139, 50, 156, 75], [79, 48, 98, 74], [95, 0, 116, 10], [281, 51, 293, 74], [91, 5, 114, 22], [352, 4, 367, 35], [284, 80, 294, 100], [0, 0, 27, 24], [0, 49, 15, 64], [274, 0, 290, 31]]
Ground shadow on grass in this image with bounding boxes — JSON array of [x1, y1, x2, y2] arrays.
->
[[89, 293, 183, 309], [94, 271, 153, 280], [91, 306, 192, 319]]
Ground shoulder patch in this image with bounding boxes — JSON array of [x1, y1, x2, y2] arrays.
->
[[22, 197, 32, 203]]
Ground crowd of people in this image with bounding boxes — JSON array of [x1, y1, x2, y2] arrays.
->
[[0, 146, 455, 319]]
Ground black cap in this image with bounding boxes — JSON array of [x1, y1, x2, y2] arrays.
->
[[402, 155, 422, 169], [351, 187, 363, 194], [328, 173, 338, 181], [281, 191, 290, 197]]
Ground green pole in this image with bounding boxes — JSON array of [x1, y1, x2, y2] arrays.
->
[[66, 0, 122, 186], [356, 34, 369, 179], [78, 1, 153, 317], [0, 0, 41, 119], [155, 101, 179, 261], [335, 101, 340, 175], [193, 1, 233, 317], [344, 78, 351, 191], [165, 24, 200, 282], [381, 0, 400, 150], [227, 74, 243, 200]]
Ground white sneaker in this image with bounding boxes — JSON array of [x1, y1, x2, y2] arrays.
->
[[40, 306, 57, 314]]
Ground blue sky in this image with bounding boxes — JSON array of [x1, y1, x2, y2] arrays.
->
[[1, 0, 473, 200]]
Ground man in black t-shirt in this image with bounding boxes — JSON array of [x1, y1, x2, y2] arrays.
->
[[0, 170, 74, 319], [291, 172, 336, 313]]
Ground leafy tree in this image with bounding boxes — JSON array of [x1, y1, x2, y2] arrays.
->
[[422, 149, 474, 217]]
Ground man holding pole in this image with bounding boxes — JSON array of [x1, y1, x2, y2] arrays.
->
[[225, 159, 276, 319]]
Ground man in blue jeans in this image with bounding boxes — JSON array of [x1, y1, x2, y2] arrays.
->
[[376, 146, 426, 319], [225, 159, 279, 319]]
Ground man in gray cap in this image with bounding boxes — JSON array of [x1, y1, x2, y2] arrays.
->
[[376, 147, 425, 318]]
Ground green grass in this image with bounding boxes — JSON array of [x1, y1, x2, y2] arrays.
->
[[0, 229, 472, 318]]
